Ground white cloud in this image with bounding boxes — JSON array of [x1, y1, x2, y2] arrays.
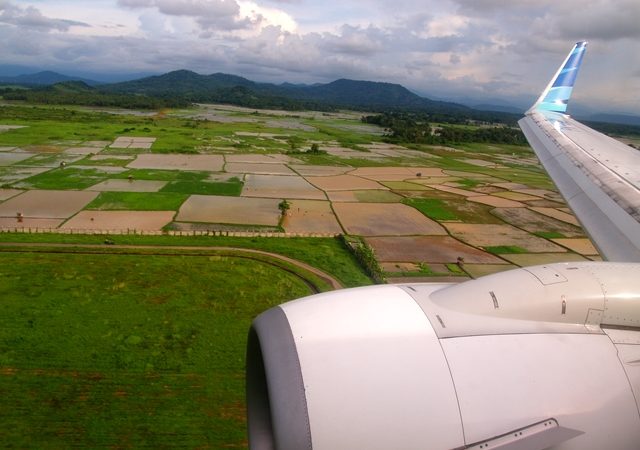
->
[[0, 1, 88, 31], [0, 0, 637, 113]]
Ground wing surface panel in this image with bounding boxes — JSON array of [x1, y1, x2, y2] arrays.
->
[[519, 42, 640, 261]]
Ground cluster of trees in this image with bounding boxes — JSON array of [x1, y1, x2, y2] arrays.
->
[[340, 235, 385, 284], [1, 87, 187, 110], [583, 120, 640, 138], [362, 112, 527, 145], [173, 85, 334, 111]]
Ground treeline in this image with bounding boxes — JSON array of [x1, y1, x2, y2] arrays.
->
[[0, 84, 335, 112], [362, 112, 527, 145], [1, 87, 188, 109], [583, 120, 640, 137], [171, 85, 336, 112]]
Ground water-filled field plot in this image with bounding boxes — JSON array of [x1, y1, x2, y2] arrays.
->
[[87, 179, 168, 192], [445, 223, 567, 253], [176, 195, 281, 226], [128, 154, 224, 171], [282, 200, 343, 234], [61, 210, 175, 230], [367, 236, 505, 264], [0, 190, 98, 219], [306, 175, 384, 191], [225, 162, 294, 175], [333, 202, 447, 236], [242, 174, 325, 200]]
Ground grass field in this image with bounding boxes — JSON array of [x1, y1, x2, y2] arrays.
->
[[160, 178, 244, 196], [0, 234, 372, 289], [403, 198, 459, 221], [0, 250, 314, 448], [19, 168, 110, 190], [86, 192, 189, 211]]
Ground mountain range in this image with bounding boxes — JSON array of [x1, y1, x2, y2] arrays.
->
[[2, 70, 639, 126], [98, 70, 474, 114], [0, 71, 101, 87]]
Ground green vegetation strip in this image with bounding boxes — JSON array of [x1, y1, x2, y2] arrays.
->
[[0, 233, 371, 288], [160, 179, 243, 196], [86, 192, 188, 211], [484, 245, 529, 254], [0, 245, 335, 293], [18, 168, 109, 190], [0, 250, 314, 448], [403, 198, 459, 221]]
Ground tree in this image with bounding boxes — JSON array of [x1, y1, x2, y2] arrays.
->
[[278, 199, 291, 216]]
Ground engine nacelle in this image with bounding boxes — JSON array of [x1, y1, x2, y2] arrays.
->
[[246, 262, 640, 449]]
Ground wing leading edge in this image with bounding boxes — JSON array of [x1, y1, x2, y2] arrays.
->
[[519, 41, 640, 262]]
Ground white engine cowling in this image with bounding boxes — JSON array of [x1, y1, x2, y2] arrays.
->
[[246, 262, 640, 449]]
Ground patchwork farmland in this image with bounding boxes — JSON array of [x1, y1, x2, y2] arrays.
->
[[0, 102, 600, 447], [0, 103, 599, 281]]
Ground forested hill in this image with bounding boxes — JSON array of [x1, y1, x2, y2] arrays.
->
[[275, 79, 471, 113], [1, 80, 187, 109], [2, 68, 518, 122], [100, 70, 476, 115], [0, 71, 100, 86]]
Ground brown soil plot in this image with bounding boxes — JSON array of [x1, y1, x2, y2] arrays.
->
[[326, 190, 402, 203], [0, 190, 98, 219], [467, 195, 525, 208], [529, 207, 580, 226], [366, 236, 505, 264], [552, 238, 598, 255], [349, 167, 444, 181], [176, 195, 281, 226], [242, 174, 325, 200], [0, 217, 64, 229], [333, 203, 446, 236], [306, 175, 385, 191], [492, 208, 583, 237], [289, 165, 352, 176], [61, 211, 175, 231], [281, 200, 343, 234], [128, 154, 224, 171], [225, 162, 294, 175], [501, 253, 589, 266], [86, 179, 168, 192], [444, 223, 566, 253]]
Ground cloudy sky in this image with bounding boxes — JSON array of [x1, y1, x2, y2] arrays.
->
[[1, 0, 639, 113]]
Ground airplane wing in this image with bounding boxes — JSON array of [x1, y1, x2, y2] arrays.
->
[[518, 41, 640, 261]]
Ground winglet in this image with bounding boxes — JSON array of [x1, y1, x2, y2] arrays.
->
[[529, 41, 587, 114]]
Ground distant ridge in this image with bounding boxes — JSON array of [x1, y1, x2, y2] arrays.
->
[[473, 103, 523, 114], [102, 70, 471, 113], [2, 68, 639, 126], [0, 70, 101, 86], [586, 113, 640, 127]]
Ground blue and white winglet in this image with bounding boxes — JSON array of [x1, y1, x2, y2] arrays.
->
[[529, 41, 587, 114], [519, 41, 640, 261]]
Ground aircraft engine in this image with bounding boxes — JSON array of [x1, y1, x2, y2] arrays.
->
[[246, 262, 640, 449]]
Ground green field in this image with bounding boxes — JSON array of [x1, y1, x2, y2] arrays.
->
[[0, 239, 368, 448], [19, 167, 110, 190], [86, 191, 188, 211]]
